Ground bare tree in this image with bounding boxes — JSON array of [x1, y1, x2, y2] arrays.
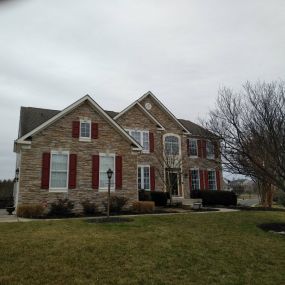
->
[[154, 145, 183, 206], [204, 81, 285, 207]]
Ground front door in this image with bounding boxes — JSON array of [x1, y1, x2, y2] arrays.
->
[[169, 172, 179, 196]]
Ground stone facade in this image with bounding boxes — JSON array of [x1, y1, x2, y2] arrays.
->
[[15, 93, 223, 213], [17, 101, 139, 212]]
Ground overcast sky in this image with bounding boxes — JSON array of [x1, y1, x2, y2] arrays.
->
[[0, 0, 285, 179]]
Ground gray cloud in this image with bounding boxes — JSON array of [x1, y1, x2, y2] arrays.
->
[[0, 0, 285, 178]]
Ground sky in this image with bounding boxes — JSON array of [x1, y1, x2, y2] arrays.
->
[[0, 0, 285, 180]]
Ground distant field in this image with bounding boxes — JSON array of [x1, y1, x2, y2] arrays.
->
[[0, 212, 284, 285]]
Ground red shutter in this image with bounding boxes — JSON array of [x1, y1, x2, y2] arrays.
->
[[115, 155, 122, 190], [41, 153, 50, 189], [189, 170, 192, 191], [216, 169, 221, 190], [187, 139, 190, 156], [199, 170, 204, 190], [150, 166, 155, 191], [91, 123, 98, 139], [149, 132, 154, 153], [72, 121, 80, 138], [197, 140, 202, 158], [204, 170, 209, 190], [202, 140, 207, 158], [92, 155, 99, 190], [68, 154, 77, 189], [214, 141, 219, 159]]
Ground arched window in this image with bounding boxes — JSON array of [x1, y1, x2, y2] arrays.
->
[[164, 135, 180, 155]]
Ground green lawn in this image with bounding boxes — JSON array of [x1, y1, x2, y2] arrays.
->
[[0, 212, 284, 285]]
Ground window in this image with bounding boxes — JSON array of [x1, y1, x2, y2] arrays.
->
[[99, 155, 115, 189], [50, 151, 69, 190], [206, 141, 215, 159], [80, 119, 91, 140], [165, 135, 180, 155], [127, 130, 149, 152], [191, 169, 200, 190], [208, 170, 217, 190], [189, 139, 198, 156], [138, 165, 150, 190]]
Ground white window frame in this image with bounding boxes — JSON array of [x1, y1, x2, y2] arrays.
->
[[79, 119, 91, 142], [126, 129, 150, 153], [190, 168, 200, 190], [49, 150, 69, 192], [99, 153, 115, 191], [208, 169, 217, 191], [163, 133, 181, 156], [206, 141, 215, 159], [189, 139, 198, 157], [137, 165, 150, 191]]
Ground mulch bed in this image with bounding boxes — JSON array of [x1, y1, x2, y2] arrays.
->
[[258, 223, 285, 234]]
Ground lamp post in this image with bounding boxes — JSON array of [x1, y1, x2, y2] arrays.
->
[[106, 168, 113, 219]]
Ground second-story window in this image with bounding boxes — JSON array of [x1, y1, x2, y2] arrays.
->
[[206, 141, 215, 159], [189, 139, 198, 156], [80, 119, 91, 140], [165, 135, 180, 155], [127, 130, 149, 153]]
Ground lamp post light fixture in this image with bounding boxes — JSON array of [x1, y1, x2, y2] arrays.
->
[[106, 168, 113, 219], [14, 168, 20, 183]]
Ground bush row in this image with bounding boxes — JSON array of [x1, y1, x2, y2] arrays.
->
[[16, 196, 153, 218], [190, 190, 237, 206], [139, 190, 168, 206]]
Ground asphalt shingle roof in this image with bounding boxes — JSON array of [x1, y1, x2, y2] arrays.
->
[[18, 107, 212, 138]]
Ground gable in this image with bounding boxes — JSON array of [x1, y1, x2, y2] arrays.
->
[[15, 95, 142, 151], [138, 92, 190, 134], [114, 101, 164, 130], [115, 103, 162, 130]]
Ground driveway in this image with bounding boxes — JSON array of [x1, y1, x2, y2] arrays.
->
[[238, 198, 259, 207]]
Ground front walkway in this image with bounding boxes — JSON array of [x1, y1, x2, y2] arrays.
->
[[0, 207, 239, 223]]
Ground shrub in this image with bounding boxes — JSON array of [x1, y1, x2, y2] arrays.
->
[[132, 201, 155, 213], [103, 196, 129, 213], [17, 204, 45, 218], [150, 191, 168, 206], [138, 190, 152, 201], [81, 200, 98, 216], [49, 199, 74, 217], [201, 191, 237, 206], [190, 190, 202, 199]]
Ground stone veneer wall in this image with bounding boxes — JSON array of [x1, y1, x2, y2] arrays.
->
[[140, 95, 222, 198], [18, 101, 139, 213]]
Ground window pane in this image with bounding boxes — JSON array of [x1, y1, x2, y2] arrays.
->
[[208, 170, 216, 190], [143, 167, 150, 190], [191, 169, 200, 190], [190, 140, 198, 156], [143, 132, 149, 151], [51, 172, 67, 188], [100, 156, 114, 188], [80, 122, 90, 138], [207, 142, 215, 158], [165, 136, 179, 155], [138, 166, 150, 190], [51, 154, 68, 171], [130, 131, 141, 144]]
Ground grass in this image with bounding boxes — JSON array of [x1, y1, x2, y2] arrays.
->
[[0, 212, 284, 285]]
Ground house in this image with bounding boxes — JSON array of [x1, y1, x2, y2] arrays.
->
[[13, 92, 222, 212]]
